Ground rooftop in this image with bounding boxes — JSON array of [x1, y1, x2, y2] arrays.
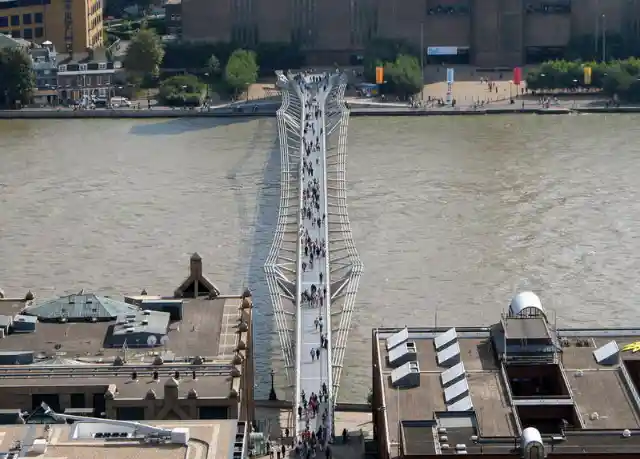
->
[[0, 254, 250, 403], [374, 292, 640, 456], [0, 419, 242, 459], [0, 296, 238, 362]]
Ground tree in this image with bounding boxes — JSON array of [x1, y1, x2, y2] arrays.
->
[[124, 28, 165, 80], [206, 54, 221, 77], [362, 38, 418, 82], [0, 47, 34, 108], [384, 54, 422, 98], [224, 49, 259, 97], [158, 74, 204, 107]]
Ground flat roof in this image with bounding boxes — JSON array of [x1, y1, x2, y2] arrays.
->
[[503, 317, 550, 341], [0, 420, 238, 459], [375, 326, 640, 456], [0, 297, 242, 362], [0, 367, 233, 399]]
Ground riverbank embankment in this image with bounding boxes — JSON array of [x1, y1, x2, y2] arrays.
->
[[1, 105, 638, 119]]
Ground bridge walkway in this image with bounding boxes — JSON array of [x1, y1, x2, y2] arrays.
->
[[294, 74, 333, 444]]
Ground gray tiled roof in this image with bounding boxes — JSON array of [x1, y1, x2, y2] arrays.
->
[[24, 294, 139, 321]]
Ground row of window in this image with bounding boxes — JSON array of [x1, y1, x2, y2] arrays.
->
[[8, 27, 44, 39], [60, 75, 111, 86], [58, 63, 108, 71], [0, 0, 50, 10], [0, 12, 43, 27]]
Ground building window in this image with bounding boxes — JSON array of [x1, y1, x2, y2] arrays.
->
[[79, 63, 87, 71], [35, 26, 43, 37], [58, 64, 66, 72], [70, 393, 86, 408], [34, 12, 42, 23], [116, 407, 145, 420], [10, 29, 20, 37], [22, 13, 31, 24], [98, 62, 106, 70], [23, 27, 32, 39], [10, 15, 19, 26], [0, 16, 8, 27]]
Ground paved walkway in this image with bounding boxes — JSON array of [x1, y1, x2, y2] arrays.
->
[[294, 74, 333, 450]]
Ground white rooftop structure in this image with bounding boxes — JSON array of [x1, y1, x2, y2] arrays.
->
[[437, 341, 461, 367], [509, 292, 546, 318], [593, 340, 620, 366], [386, 327, 409, 351], [434, 327, 457, 351], [447, 395, 473, 412], [444, 378, 469, 403], [441, 362, 465, 387]]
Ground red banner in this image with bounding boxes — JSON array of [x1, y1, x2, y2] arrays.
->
[[513, 67, 522, 86]]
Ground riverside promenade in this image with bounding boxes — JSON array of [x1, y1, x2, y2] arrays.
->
[[264, 70, 363, 447]]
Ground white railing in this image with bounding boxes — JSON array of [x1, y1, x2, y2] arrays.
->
[[264, 82, 301, 383], [269, 72, 361, 441], [319, 84, 335, 441], [326, 78, 364, 402], [291, 77, 306, 439]]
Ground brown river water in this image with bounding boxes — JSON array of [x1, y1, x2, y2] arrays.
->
[[1, 114, 640, 403]]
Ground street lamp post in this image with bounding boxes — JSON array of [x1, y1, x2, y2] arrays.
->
[[269, 369, 278, 401], [420, 22, 425, 102]]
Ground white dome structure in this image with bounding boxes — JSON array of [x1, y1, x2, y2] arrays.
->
[[521, 427, 545, 459], [509, 292, 546, 318]]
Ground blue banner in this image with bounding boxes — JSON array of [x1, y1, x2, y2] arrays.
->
[[446, 68, 455, 84]]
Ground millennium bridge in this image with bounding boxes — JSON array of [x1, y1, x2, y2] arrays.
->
[[264, 70, 363, 441]]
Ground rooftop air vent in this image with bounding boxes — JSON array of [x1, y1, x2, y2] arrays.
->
[[390, 361, 420, 389]]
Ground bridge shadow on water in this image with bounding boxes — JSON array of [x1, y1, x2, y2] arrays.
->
[[128, 115, 256, 136], [225, 119, 286, 400]]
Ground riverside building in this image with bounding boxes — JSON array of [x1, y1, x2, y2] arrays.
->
[[372, 292, 640, 458], [0, 0, 103, 54], [0, 254, 255, 424], [182, 0, 640, 67]]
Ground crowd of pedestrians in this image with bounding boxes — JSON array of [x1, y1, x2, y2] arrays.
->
[[295, 73, 333, 459]]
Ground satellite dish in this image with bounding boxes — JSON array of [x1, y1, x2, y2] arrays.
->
[[160, 335, 170, 347], [146, 335, 158, 347]]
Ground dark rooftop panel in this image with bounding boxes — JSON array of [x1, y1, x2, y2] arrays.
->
[[401, 422, 437, 456], [504, 317, 550, 340], [24, 294, 139, 321]]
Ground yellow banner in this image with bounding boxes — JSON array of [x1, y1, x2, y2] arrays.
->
[[584, 66, 592, 85]]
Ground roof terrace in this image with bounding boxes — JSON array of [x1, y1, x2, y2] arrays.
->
[[373, 292, 640, 457]]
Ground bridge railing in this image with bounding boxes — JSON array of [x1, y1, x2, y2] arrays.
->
[[265, 81, 299, 384], [291, 78, 306, 440], [326, 79, 364, 403], [319, 83, 335, 442]]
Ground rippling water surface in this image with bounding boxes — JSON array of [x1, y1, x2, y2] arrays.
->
[[2, 114, 640, 402]]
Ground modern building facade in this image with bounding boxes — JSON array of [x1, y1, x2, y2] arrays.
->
[[182, 0, 640, 66], [0, 0, 103, 55], [164, 0, 182, 37]]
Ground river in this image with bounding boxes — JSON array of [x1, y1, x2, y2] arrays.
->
[[1, 114, 640, 403]]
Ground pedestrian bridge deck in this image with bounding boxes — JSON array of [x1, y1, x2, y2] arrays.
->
[[295, 74, 332, 439], [265, 70, 363, 444]]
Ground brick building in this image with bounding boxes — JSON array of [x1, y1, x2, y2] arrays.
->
[[182, 0, 640, 67]]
